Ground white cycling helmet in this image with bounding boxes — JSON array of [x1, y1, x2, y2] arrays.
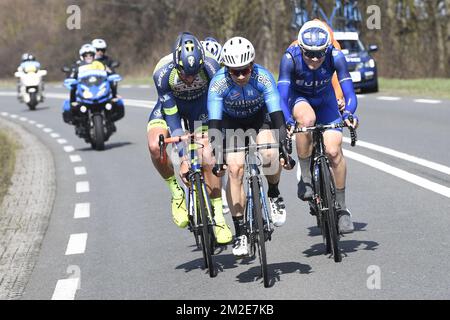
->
[[79, 44, 96, 60], [297, 20, 331, 51], [201, 38, 222, 62], [92, 38, 107, 50], [222, 36, 255, 68]]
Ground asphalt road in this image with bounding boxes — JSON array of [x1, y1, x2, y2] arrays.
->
[[0, 85, 449, 300]]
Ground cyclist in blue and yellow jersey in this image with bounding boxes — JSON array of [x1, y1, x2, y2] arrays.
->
[[278, 20, 359, 234], [208, 37, 293, 257], [147, 32, 232, 244]]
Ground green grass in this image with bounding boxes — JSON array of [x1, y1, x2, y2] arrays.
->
[[379, 78, 450, 100], [0, 129, 18, 207]]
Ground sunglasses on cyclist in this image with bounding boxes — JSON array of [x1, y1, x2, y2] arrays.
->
[[229, 66, 252, 77], [302, 49, 327, 59]]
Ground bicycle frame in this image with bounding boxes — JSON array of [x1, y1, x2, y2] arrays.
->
[[185, 137, 216, 234], [243, 147, 272, 242]]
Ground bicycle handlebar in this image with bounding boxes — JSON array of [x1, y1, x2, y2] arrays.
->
[[292, 121, 357, 147]]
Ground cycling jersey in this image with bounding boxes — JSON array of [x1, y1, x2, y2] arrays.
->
[[278, 44, 357, 126], [149, 54, 220, 135], [208, 64, 288, 159], [208, 64, 281, 121]]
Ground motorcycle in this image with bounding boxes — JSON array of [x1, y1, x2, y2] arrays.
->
[[14, 65, 47, 110], [62, 66, 125, 151]]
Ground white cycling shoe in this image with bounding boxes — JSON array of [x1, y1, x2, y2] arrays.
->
[[232, 235, 249, 257], [269, 196, 287, 227]]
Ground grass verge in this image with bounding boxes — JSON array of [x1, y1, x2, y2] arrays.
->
[[378, 78, 450, 100], [0, 129, 18, 207]]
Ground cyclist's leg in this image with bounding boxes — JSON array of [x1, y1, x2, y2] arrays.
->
[[256, 112, 287, 226], [292, 96, 316, 200], [147, 102, 187, 228], [147, 102, 175, 179], [318, 92, 354, 232]]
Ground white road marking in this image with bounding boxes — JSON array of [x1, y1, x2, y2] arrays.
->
[[76, 181, 90, 193], [356, 94, 366, 99], [64, 145, 75, 153], [377, 96, 401, 101], [50, 133, 60, 138], [57, 139, 68, 144], [52, 278, 79, 300], [74, 203, 90, 219], [43, 128, 53, 133], [121, 85, 132, 89], [343, 138, 450, 176], [65, 233, 88, 255], [19, 117, 27, 122], [28, 120, 36, 124], [70, 155, 82, 163], [74, 166, 87, 176], [138, 85, 151, 89], [1, 112, 9, 116], [414, 99, 442, 104], [343, 149, 450, 198], [10, 114, 18, 119], [36, 124, 44, 128]]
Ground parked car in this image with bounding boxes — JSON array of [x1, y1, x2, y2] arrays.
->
[[334, 31, 379, 93]]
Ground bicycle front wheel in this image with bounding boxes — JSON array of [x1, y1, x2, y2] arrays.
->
[[251, 177, 270, 288], [320, 161, 342, 263], [194, 173, 215, 277]]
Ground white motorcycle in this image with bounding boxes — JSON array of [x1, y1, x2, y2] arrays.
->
[[14, 67, 47, 110]]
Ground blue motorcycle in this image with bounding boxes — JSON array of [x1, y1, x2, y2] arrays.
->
[[63, 67, 125, 150]]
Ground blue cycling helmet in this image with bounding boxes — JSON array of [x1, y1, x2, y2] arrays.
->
[[173, 32, 205, 76], [298, 20, 331, 51]]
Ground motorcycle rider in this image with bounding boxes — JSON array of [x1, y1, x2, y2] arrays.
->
[[16, 53, 43, 99], [63, 44, 123, 125], [92, 38, 119, 100]]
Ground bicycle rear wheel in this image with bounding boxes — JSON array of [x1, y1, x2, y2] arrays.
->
[[320, 161, 342, 263], [251, 178, 270, 288], [194, 173, 215, 277]]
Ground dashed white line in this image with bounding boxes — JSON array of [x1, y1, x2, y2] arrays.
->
[[57, 138, 68, 144], [36, 124, 44, 128], [121, 85, 132, 89], [65, 233, 88, 255], [1, 112, 8, 116], [51, 278, 80, 300], [50, 133, 60, 138], [343, 138, 450, 176], [10, 114, 18, 119], [70, 155, 82, 163], [43, 128, 53, 133], [74, 203, 90, 219], [28, 120, 36, 124], [377, 96, 401, 101], [74, 166, 87, 176], [64, 145, 75, 153], [19, 117, 27, 122], [138, 85, 151, 89], [343, 149, 450, 198], [76, 181, 90, 193], [414, 99, 442, 104]]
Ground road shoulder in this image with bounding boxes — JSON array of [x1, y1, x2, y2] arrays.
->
[[0, 117, 56, 299]]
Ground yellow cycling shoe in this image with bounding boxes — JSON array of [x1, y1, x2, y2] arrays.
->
[[172, 196, 188, 228], [214, 223, 233, 244]]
